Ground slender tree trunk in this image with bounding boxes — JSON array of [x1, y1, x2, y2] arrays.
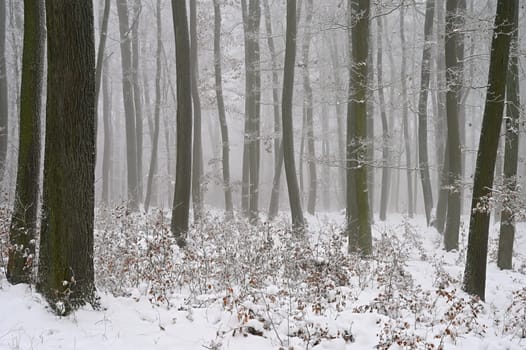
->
[[348, 0, 372, 255], [400, 5, 413, 218], [497, 5, 520, 270], [376, 15, 390, 221], [116, 0, 138, 210], [463, 0, 515, 300], [417, 0, 435, 225], [144, 0, 162, 212], [170, 0, 192, 247], [131, 0, 143, 202], [0, 0, 8, 180], [38, 0, 96, 313], [264, 0, 284, 220], [213, 0, 233, 217], [329, 37, 346, 207], [443, 0, 462, 251], [190, 0, 203, 221], [282, 0, 305, 232], [301, 0, 316, 215], [95, 0, 110, 105], [7, 0, 44, 285], [101, 57, 112, 206]]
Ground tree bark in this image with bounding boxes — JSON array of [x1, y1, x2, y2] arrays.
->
[[213, 0, 234, 217], [348, 0, 372, 255], [101, 57, 112, 206], [190, 0, 203, 221], [400, 4, 413, 218], [443, 0, 462, 251], [417, 0, 435, 225], [282, 0, 305, 232], [463, 0, 515, 300], [131, 0, 143, 202], [170, 0, 192, 247], [0, 0, 8, 180], [116, 0, 138, 210], [38, 0, 96, 314], [497, 3, 520, 270], [144, 0, 162, 213], [7, 0, 44, 285], [376, 15, 389, 222]]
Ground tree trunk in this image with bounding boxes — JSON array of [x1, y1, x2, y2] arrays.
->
[[399, 4, 413, 218], [417, 0, 435, 225], [264, 0, 284, 220], [213, 0, 233, 217], [101, 57, 112, 206], [95, 0, 110, 105], [7, 0, 44, 285], [282, 0, 305, 232], [301, 0, 316, 215], [170, 0, 192, 247], [462, 0, 515, 300], [0, 0, 8, 180], [376, 14, 390, 222], [443, 0, 462, 251], [497, 4, 520, 270], [38, 0, 96, 314], [116, 0, 138, 210], [190, 0, 203, 221], [144, 0, 162, 213], [348, 0, 372, 255], [131, 0, 143, 202]]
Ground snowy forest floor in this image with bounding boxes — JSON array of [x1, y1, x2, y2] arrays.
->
[[1, 209, 526, 350]]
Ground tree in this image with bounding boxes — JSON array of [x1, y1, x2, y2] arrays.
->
[[282, 0, 305, 232], [37, 0, 97, 313], [264, 0, 284, 220], [213, 0, 234, 217], [497, 3, 520, 270], [0, 0, 7, 179], [399, 4, 413, 218], [462, 0, 515, 301], [376, 13, 390, 222], [7, 0, 44, 284], [417, 0, 435, 225], [170, 0, 192, 247], [131, 0, 143, 202], [301, 0, 316, 215], [443, 0, 463, 251], [190, 0, 203, 221], [116, 0, 138, 210], [347, 0, 372, 255], [144, 0, 162, 212]]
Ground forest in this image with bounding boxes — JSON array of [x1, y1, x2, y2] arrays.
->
[[0, 0, 525, 349]]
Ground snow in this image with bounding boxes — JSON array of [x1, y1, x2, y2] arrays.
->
[[1, 213, 526, 350]]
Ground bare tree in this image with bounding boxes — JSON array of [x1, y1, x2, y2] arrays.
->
[[462, 0, 515, 301]]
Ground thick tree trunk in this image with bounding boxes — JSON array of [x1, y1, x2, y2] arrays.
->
[[213, 0, 233, 217], [399, 5, 413, 218], [190, 0, 203, 221], [144, 0, 162, 213], [348, 0, 372, 255], [7, 0, 44, 285], [38, 0, 96, 313], [463, 0, 515, 300], [376, 15, 390, 222], [116, 0, 138, 210], [170, 0, 192, 247], [282, 0, 305, 232], [443, 0, 462, 251], [417, 0, 435, 225], [497, 5, 520, 270]]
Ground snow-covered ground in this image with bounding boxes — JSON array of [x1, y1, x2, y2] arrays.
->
[[1, 212, 525, 350]]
